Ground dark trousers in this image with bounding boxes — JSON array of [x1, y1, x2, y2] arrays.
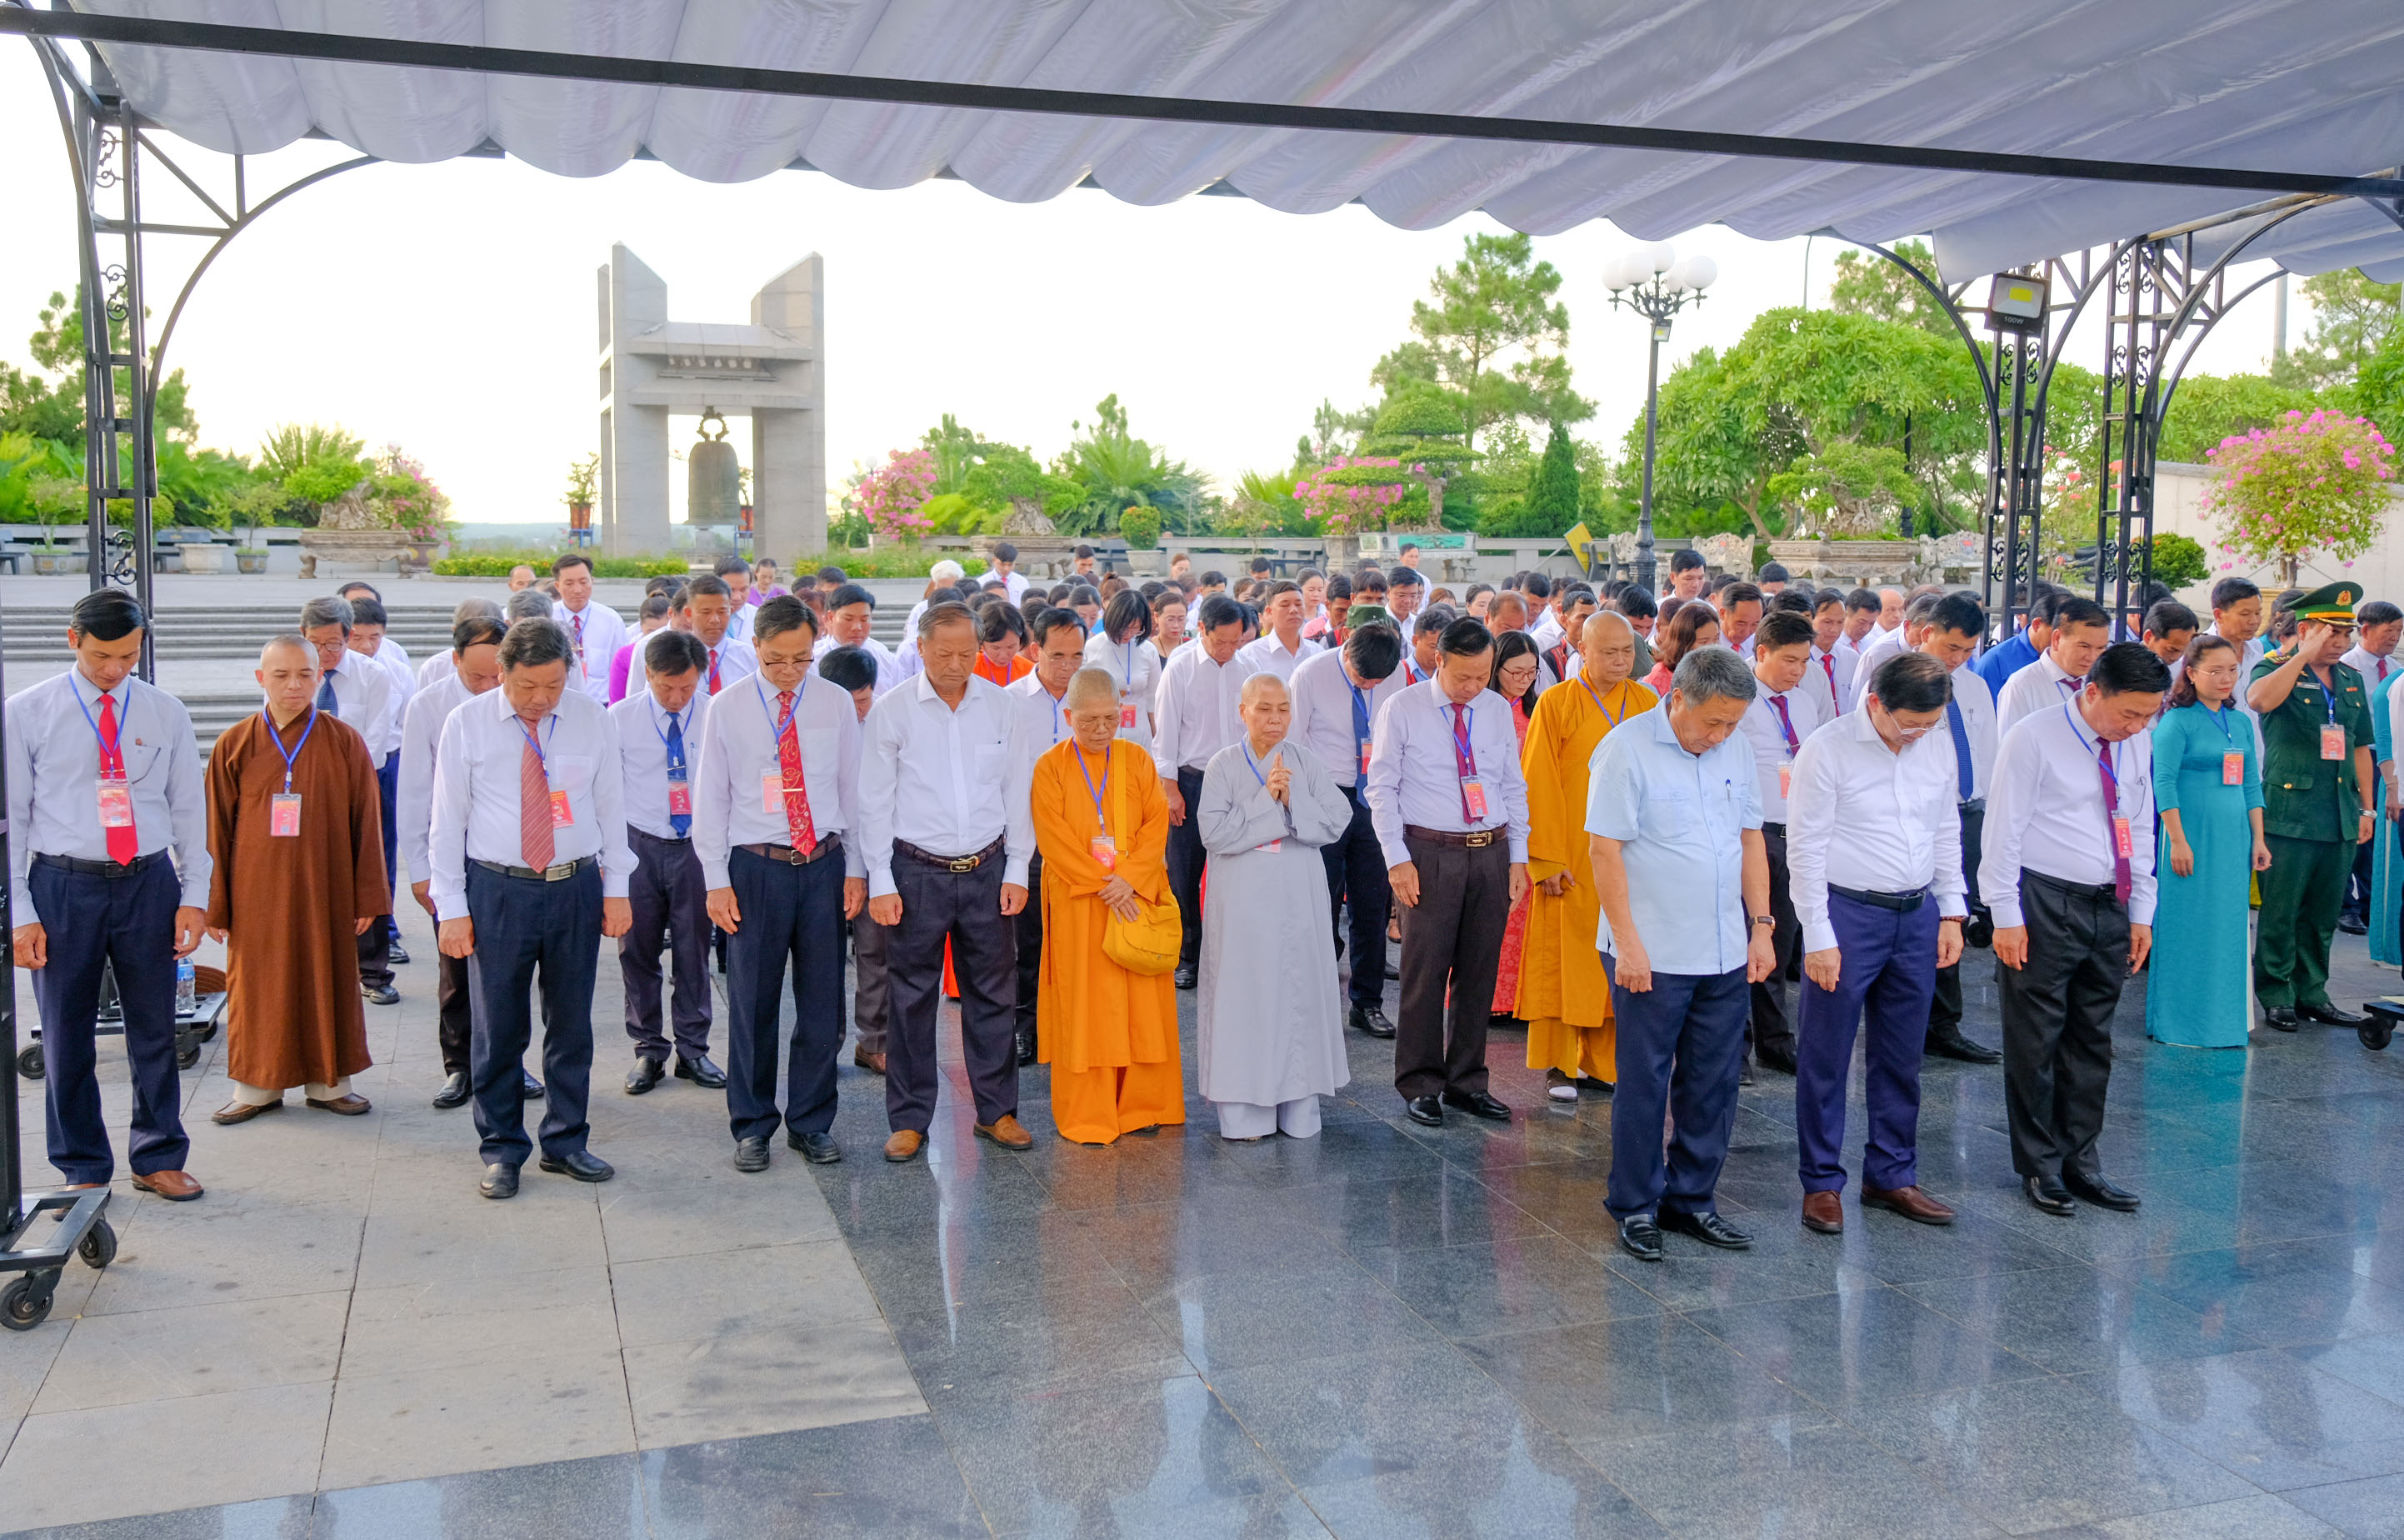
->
[[1013, 853, 1045, 1049], [436, 951, 472, 1076], [1394, 833, 1511, 1098], [1605, 958, 1748, 1219], [29, 858, 187, 1182], [1322, 786, 1392, 1011], [463, 861, 602, 1168], [2347, 828, 2376, 923], [1797, 892, 1937, 1193], [1166, 766, 1207, 966], [357, 756, 398, 988], [2257, 834, 2351, 1010], [1998, 871, 2127, 1180], [723, 844, 847, 1142], [1747, 823, 1800, 1058], [620, 828, 711, 1063], [884, 854, 1018, 1132], [850, 911, 890, 1056], [1927, 806, 1986, 1042]]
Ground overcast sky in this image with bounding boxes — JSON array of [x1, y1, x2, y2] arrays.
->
[[0, 45, 2295, 533]]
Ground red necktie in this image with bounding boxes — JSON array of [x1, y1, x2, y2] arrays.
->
[[97, 692, 135, 865], [708, 647, 722, 695], [1821, 652, 1837, 708], [572, 612, 587, 677], [519, 736, 556, 871], [2382, 658, 2391, 682], [1768, 693, 1800, 756], [2096, 738, 2131, 906], [777, 691, 817, 853]]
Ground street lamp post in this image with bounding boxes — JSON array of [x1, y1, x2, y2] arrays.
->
[[1606, 243, 1717, 593]]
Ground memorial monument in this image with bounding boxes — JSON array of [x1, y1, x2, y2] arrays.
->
[[597, 244, 826, 557]]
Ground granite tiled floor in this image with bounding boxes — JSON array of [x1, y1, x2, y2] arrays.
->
[[7, 905, 2404, 1537]]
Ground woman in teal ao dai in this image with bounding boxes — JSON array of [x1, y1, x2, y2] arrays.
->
[[2147, 635, 2271, 1048]]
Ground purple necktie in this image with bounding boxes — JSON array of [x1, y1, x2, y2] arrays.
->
[[2096, 737, 2131, 906]]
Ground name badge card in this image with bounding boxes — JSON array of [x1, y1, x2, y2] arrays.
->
[[2323, 724, 2347, 760], [761, 772, 788, 814], [667, 782, 693, 817], [1120, 703, 1137, 729], [1358, 740, 1373, 777], [1462, 778, 1489, 821], [547, 772, 574, 828], [2112, 816, 2134, 858], [270, 792, 302, 838], [1778, 762, 1792, 800], [2223, 752, 2244, 786], [96, 779, 132, 828], [1255, 838, 1283, 853], [1089, 832, 1117, 871]]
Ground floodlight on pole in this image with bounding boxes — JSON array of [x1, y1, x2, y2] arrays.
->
[[1607, 242, 1715, 594]]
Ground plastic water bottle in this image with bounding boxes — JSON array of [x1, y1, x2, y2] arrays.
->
[[176, 958, 197, 1017]]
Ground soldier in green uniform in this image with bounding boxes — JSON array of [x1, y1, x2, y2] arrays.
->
[[2247, 582, 2379, 1031]]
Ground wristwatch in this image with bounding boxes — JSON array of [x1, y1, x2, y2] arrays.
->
[[1751, 916, 1776, 929]]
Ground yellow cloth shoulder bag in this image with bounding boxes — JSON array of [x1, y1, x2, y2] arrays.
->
[[1099, 742, 1182, 976]]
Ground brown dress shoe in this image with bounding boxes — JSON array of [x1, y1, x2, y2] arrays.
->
[[882, 1128, 925, 1162], [210, 1098, 281, 1126], [1802, 1190, 1844, 1233], [1862, 1185, 1956, 1225], [975, 1114, 1033, 1150], [307, 1094, 374, 1116], [131, 1170, 204, 1202], [853, 1048, 887, 1075]]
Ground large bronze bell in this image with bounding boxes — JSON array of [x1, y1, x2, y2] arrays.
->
[[686, 408, 741, 526]]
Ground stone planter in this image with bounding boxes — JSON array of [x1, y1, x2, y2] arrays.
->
[[1767, 534, 1983, 588], [178, 542, 228, 574], [31, 549, 85, 576], [1127, 548, 1167, 578], [236, 548, 268, 574], [296, 528, 412, 581]]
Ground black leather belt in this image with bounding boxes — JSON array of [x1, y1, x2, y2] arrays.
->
[[1830, 883, 1927, 912], [739, 835, 843, 866], [1958, 798, 1986, 813], [895, 837, 1004, 872], [35, 850, 164, 878], [472, 855, 597, 882], [1405, 824, 1503, 849], [2027, 869, 2118, 902]]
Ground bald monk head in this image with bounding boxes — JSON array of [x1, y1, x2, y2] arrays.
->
[[1580, 608, 1637, 689], [1067, 666, 1122, 753], [1238, 672, 1292, 755], [256, 633, 320, 726]]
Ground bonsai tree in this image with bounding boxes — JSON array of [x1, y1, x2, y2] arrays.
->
[[1355, 389, 1479, 530], [1120, 505, 1162, 550], [2202, 409, 2396, 585], [563, 453, 598, 521]]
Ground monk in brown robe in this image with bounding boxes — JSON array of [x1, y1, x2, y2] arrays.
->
[[205, 634, 389, 1122]]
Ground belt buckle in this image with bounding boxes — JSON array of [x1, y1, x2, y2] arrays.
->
[[544, 862, 573, 882], [947, 853, 978, 873], [784, 845, 809, 866], [1465, 830, 1494, 848]]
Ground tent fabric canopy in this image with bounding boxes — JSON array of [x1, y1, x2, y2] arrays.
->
[[76, 0, 2404, 282]]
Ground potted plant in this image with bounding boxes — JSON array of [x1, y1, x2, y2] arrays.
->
[[563, 452, 597, 533], [28, 475, 84, 574], [372, 446, 454, 570]]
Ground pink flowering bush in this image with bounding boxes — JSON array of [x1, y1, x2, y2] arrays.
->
[[369, 443, 452, 541], [1294, 457, 1411, 535], [2203, 410, 2395, 585], [852, 448, 938, 542]]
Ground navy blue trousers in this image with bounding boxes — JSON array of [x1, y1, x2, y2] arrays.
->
[[883, 856, 1017, 1133], [357, 754, 397, 988], [1321, 785, 1392, 1012], [621, 828, 712, 1063], [722, 844, 847, 1142], [1604, 958, 1747, 1220], [29, 858, 187, 1182], [1795, 892, 1937, 1193], [463, 862, 601, 1167]]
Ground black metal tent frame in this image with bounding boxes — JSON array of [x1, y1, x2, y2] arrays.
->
[[1, 2, 2401, 1271]]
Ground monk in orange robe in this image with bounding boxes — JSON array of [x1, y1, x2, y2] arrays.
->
[[1030, 667, 1185, 1144], [1519, 612, 1654, 1099]]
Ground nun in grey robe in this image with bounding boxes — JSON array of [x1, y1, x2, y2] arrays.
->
[[1196, 695, 1353, 1139]]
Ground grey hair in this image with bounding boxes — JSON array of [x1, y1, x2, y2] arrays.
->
[[452, 597, 504, 624], [298, 595, 353, 634], [1673, 643, 1758, 708], [917, 599, 975, 642], [497, 618, 574, 672], [506, 588, 556, 622]]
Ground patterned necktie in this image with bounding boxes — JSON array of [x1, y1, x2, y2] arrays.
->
[[1767, 694, 1799, 756], [1449, 702, 1476, 822], [664, 710, 691, 838], [519, 734, 556, 871], [1947, 698, 1974, 801], [572, 612, 587, 677], [317, 672, 338, 715], [2096, 737, 2130, 905], [1821, 652, 1837, 710], [97, 692, 135, 865], [707, 647, 722, 695], [777, 690, 817, 853]]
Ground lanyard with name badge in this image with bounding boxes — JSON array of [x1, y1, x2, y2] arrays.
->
[[2317, 668, 2347, 761], [2068, 704, 2135, 862], [1075, 742, 1117, 869], [1241, 740, 1284, 852], [262, 705, 319, 836], [652, 702, 692, 818], [1121, 641, 1141, 729], [515, 712, 575, 827], [72, 678, 134, 830], [1347, 678, 1375, 777], [1450, 699, 1489, 822], [757, 676, 807, 813], [2206, 700, 2243, 786]]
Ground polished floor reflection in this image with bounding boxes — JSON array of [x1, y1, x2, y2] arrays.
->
[[12, 930, 2404, 1537]]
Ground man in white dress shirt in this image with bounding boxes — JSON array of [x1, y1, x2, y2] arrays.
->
[[612, 629, 727, 1102], [1387, 567, 1427, 633], [551, 553, 630, 706], [1804, 591, 1857, 721], [1718, 582, 1766, 658], [695, 599, 867, 1171], [1364, 618, 1531, 1128], [713, 556, 757, 643], [2205, 577, 2267, 681], [1915, 594, 2007, 1066], [1152, 592, 1257, 987], [1290, 622, 1408, 1039], [1733, 612, 1825, 1078], [814, 582, 901, 697], [417, 598, 502, 688], [397, 614, 523, 1111], [8, 589, 211, 1202], [1996, 595, 2112, 731], [859, 601, 1038, 1162], [1237, 581, 1321, 683], [338, 589, 415, 969], [299, 595, 402, 1008], [814, 645, 891, 1076], [1982, 640, 2168, 1218], [1837, 588, 1880, 656], [677, 574, 760, 698], [432, 618, 636, 1199], [1007, 608, 1088, 1065], [990, 541, 1032, 605], [1787, 650, 1967, 1235]]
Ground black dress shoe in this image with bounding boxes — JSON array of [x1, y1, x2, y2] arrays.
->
[[1349, 1004, 1397, 1039], [387, 940, 411, 965], [2263, 1006, 2301, 1032], [362, 982, 400, 1006], [1926, 1027, 2003, 1064], [1384, 960, 1400, 981], [1618, 1214, 1663, 1262], [1173, 962, 1198, 990], [2024, 1173, 2076, 1215], [732, 1137, 771, 1173], [538, 1149, 614, 1183], [1404, 1094, 1444, 1127], [1739, 1058, 1756, 1087], [2299, 1002, 2369, 1028], [2062, 1169, 2142, 1212], [431, 1071, 470, 1110], [479, 1162, 519, 1200], [788, 1131, 842, 1164], [675, 1053, 728, 1089], [1016, 1030, 1037, 1066], [626, 1058, 666, 1095], [521, 1070, 545, 1100], [1440, 1088, 1512, 1122], [1754, 1044, 1798, 1076], [1660, 1209, 1754, 1249], [2339, 913, 2370, 936]]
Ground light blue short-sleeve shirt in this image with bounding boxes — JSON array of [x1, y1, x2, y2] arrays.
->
[[1584, 703, 1762, 978]]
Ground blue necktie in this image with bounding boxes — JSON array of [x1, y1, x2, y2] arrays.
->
[[316, 672, 339, 716], [1947, 698, 1973, 801], [664, 712, 691, 838]]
